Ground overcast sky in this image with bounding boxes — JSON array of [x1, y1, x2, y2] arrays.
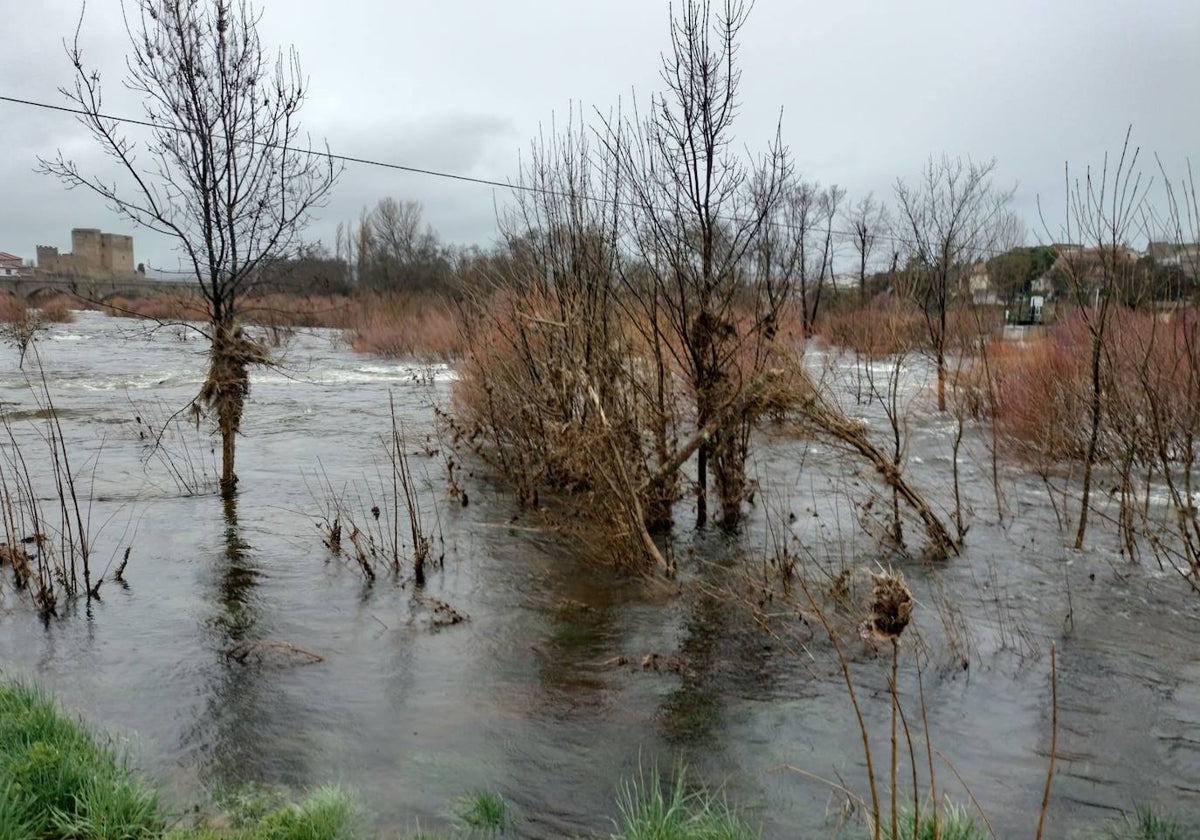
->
[[2, 0, 1197, 271]]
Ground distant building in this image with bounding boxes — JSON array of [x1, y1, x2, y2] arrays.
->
[[1148, 241, 1200, 277], [1035, 243, 1142, 293], [968, 261, 997, 305], [0, 251, 27, 277], [37, 228, 136, 279]]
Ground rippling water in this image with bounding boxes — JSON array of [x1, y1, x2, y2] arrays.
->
[[0, 312, 1196, 837]]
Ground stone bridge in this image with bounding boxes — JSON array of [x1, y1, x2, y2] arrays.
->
[[0, 273, 195, 304]]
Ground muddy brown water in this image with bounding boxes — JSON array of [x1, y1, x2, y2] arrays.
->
[[0, 312, 1197, 838]]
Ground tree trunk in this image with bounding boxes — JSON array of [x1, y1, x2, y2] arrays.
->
[[936, 351, 947, 412], [1074, 333, 1104, 549], [202, 322, 263, 499], [220, 417, 237, 497]]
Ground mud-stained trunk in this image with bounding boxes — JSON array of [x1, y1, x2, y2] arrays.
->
[[220, 420, 237, 496], [714, 425, 748, 526], [199, 322, 270, 498]]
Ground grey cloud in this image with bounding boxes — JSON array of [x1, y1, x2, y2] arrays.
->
[[2, 0, 1197, 270]]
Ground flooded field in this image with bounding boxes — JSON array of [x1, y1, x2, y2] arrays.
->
[[0, 312, 1196, 838]]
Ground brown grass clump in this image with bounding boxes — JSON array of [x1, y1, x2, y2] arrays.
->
[[36, 296, 76, 323], [988, 311, 1177, 463], [995, 325, 1091, 460], [0, 295, 28, 324], [240, 294, 356, 330], [347, 293, 462, 360], [818, 297, 925, 358], [105, 293, 207, 321], [862, 569, 914, 641]]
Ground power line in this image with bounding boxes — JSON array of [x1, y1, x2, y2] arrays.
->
[[1, 91, 1029, 262], [0, 94, 524, 193]]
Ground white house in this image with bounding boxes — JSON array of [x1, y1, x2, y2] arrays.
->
[[0, 251, 27, 277]]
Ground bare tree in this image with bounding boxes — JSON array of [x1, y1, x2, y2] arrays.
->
[[40, 0, 339, 496], [1042, 132, 1150, 549], [334, 219, 359, 287], [844, 193, 889, 303], [807, 183, 846, 330], [768, 179, 842, 336], [893, 156, 1014, 411], [777, 179, 818, 335], [606, 0, 790, 526]]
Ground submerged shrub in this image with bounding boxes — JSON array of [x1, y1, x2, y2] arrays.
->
[[37, 296, 77, 323], [992, 307, 1200, 467], [346, 293, 460, 360], [0, 294, 28, 324], [819, 298, 925, 359]]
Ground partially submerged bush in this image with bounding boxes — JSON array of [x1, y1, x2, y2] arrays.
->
[[992, 307, 1200, 468], [37, 295, 77, 323], [454, 789, 511, 833], [819, 297, 926, 359], [239, 294, 356, 331], [347, 293, 461, 360], [0, 294, 27, 324], [105, 293, 208, 321], [451, 281, 686, 565]]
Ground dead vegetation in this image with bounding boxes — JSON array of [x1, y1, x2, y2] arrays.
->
[[0, 295, 50, 368], [0, 370, 106, 614], [311, 395, 444, 587]]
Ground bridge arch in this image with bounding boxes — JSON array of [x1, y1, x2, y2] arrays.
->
[[26, 287, 80, 306]]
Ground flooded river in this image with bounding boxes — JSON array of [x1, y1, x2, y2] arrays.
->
[[0, 312, 1197, 837]]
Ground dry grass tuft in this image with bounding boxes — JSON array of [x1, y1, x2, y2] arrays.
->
[[863, 569, 914, 641], [36, 296, 76, 323], [346, 293, 461, 360], [819, 298, 925, 358], [105, 293, 207, 321], [0, 294, 28, 324]]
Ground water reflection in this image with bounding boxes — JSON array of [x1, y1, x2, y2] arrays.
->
[[183, 494, 314, 792], [213, 494, 259, 642], [657, 535, 780, 749]]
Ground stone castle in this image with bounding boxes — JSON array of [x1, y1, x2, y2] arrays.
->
[[37, 228, 136, 279]]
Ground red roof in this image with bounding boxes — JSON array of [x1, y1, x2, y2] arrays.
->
[[0, 252, 22, 262]]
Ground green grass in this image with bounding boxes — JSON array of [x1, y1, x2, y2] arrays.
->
[[1096, 806, 1197, 840], [0, 677, 358, 840], [0, 679, 163, 839], [612, 765, 757, 840], [14, 676, 1192, 840], [882, 802, 986, 840], [455, 789, 511, 834], [167, 786, 358, 840]]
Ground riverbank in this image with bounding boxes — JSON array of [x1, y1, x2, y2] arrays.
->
[[1, 677, 1192, 839]]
